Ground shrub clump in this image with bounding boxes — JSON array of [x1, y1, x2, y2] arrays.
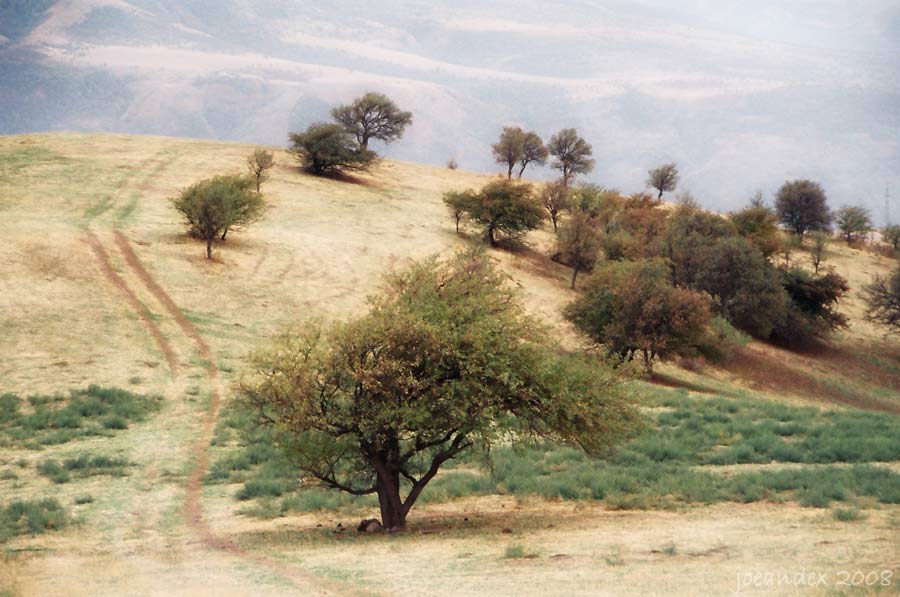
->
[[0, 386, 163, 448], [0, 499, 68, 542]]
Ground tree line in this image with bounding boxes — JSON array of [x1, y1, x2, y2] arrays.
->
[[162, 91, 899, 532]]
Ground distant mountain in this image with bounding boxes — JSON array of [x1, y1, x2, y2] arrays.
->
[[2, 0, 899, 220]]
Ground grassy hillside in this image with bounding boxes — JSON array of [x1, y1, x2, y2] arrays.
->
[[0, 133, 898, 595]]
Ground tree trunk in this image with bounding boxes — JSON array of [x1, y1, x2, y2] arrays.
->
[[206, 237, 212, 259], [571, 267, 579, 289], [256, 177, 261, 193], [658, 188, 663, 200], [518, 163, 527, 179], [221, 227, 229, 241], [507, 163, 513, 179], [551, 213, 558, 233], [487, 226, 496, 246], [455, 217, 460, 234], [642, 349, 654, 375], [375, 469, 405, 529]]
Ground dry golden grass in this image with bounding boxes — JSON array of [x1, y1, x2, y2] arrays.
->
[[1, 133, 898, 595]]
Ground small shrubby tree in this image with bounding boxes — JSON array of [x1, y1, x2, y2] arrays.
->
[[171, 175, 266, 258], [548, 128, 594, 184], [693, 236, 789, 338], [571, 185, 622, 232], [731, 200, 781, 259], [289, 123, 374, 176], [882, 224, 900, 250], [331, 92, 412, 151], [492, 126, 526, 179], [541, 179, 570, 233], [773, 268, 849, 345], [565, 259, 712, 374], [646, 163, 679, 200], [775, 179, 831, 237], [556, 209, 601, 288], [241, 250, 641, 529], [834, 205, 873, 244], [518, 130, 549, 178], [442, 189, 476, 234], [662, 204, 737, 288], [863, 266, 900, 333], [809, 231, 829, 274], [456, 179, 544, 246], [246, 148, 275, 193]]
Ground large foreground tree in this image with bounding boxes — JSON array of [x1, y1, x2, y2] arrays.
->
[[331, 92, 413, 151], [241, 251, 640, 529]]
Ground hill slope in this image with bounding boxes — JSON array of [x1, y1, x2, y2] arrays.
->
[[1, 134, 898, 596]]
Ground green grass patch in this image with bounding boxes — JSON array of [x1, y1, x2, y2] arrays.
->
[[0, 386, 163, 449], [832, 506, 863, 522], [0, 499, 68, 543], [503, 543, 539, 559], [210, 385, 900, 516], [38, 454, 132, 484]]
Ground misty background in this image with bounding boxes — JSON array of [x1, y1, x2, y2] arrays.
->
[[1, 0, 898, 222]]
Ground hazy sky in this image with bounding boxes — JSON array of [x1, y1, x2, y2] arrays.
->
[[3, 0, 899, 221]]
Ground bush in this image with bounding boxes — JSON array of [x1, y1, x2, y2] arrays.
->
[[698, 316, 751, 363], [0, 499, 68, 542], [693, 236, 789, 338], [503, 543, 538, 559], [455, 179, 544, 246], [832, 506, 863, 522], [171, 174, 266, 258], [0, 386, 163, 448], [288, 122, 375, 176], [565, 259, 712, 373], [772, 268, 849, 345], [863, 266, 900, 333], [38, 454, 131, 483]]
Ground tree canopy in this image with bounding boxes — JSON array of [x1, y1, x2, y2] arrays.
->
[[246, 148, 275, 193], [775, 179, 831, 237], [834, 205, 873, 243], [442, 189, 476, 234], [646, 163, 679, 200], [565, 259, 712, 373], [289, 123, 374, 176], [331, 92, 412, 151], [556, 208, 601, 288], [730, 202, 781, 259], [882, 224, 900, 250], [171, 175, 266, 258], [541, 179, 570, 233], [863, 266, 900, 333], [454, 179, 544, 246], [241, 250, 641, 529], [548, 128, 594, 184]]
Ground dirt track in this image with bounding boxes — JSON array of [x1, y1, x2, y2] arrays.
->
[[83, 227, 351, 594]]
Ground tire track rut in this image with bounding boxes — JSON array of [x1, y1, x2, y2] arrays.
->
[[85, 231, 179, 375], [112, 231, 352, 595]]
